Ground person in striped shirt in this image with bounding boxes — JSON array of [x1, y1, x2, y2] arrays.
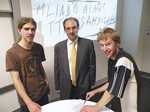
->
[[80, 27, 141, 112]]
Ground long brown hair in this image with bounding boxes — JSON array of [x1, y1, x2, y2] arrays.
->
[[16, 17, 37, 43]]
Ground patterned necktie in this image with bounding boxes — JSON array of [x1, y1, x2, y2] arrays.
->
[[71, 42, 77, 86]]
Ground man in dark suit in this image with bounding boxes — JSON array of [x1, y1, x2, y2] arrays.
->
[[54, 17, 96, 100]]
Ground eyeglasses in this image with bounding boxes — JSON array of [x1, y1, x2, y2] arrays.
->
[[65, 26, 78, 31]]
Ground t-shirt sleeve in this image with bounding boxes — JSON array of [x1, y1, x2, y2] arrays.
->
[[107, 57, 134, 98], [39, 45, 46, 62], [6, 51, 19, 71]]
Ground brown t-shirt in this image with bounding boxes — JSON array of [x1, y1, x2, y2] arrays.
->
[[6, 42, 49, 105]]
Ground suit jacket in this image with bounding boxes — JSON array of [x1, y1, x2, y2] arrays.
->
[[54, 37, 96, 99]]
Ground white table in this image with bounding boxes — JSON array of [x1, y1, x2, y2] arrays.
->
[[42, 99, 114, 112]]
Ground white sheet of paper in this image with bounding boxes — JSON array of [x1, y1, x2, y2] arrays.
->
[[42, 99, 114, 112]]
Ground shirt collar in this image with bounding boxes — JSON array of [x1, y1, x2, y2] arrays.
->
[[68, 37, 78, 45]]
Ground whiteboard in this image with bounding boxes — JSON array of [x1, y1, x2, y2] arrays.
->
[[31, 0, 117, 47], [0, 14, 14, 88]]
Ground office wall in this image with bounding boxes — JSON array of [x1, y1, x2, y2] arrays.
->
[[19, 0, 32, 17], [120, 0, 143, 59], [137, 0, 150, 72], [0, 14, 19, 111], [120, 0, 150, 74], [0, 0, 20, 112]]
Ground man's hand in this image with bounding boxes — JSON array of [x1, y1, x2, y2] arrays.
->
[[27, 101, 42, 112], [80, 105, 100, 112], [86, 91, 95, 100], [56, 90, 60, 95]]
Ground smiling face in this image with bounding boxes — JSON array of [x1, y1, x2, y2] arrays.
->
[[97, 28, 120, 60], [99, 37, 119, 60]]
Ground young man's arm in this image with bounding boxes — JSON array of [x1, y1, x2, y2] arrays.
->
[[94, 90, 114, 111], [81, 90, 114, 112], [86, 82, 109, 100], [10, 71, 41, 112]]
